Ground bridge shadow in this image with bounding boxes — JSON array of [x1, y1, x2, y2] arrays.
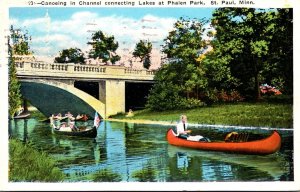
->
[[20, 80, 105, 118]]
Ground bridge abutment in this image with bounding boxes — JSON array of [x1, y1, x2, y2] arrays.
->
[[99, 80, 125, 118]]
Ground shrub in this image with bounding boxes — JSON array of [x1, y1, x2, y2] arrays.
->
[[203, 89, 244, 104], [262, 94, 293, 104], [9, 139, 65, 182], [178, 98, 205, 109]]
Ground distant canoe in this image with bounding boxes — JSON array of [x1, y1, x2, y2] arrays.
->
[[166, 129, 281, 155], [13, 113, 30, 119]]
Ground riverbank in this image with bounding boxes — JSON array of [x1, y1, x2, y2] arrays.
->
[[9, 139, 65, 182], [110, 102, 293, 128]]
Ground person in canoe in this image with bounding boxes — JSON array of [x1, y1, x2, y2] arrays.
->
[[176, 115, 191, 139], [76, 114, 89, 121], [176, 115, 210, 142], [53, 113, 64, 120], [16, 106, 24, 116], [65, 111, 75, 121]]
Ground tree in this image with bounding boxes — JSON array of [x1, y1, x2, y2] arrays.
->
[[87, 30, 120, 64], [54, 47, 85, 64], [133, 40, 152, 69], [8, 53, 22, 118], [212, 8, 279, 100], [161, 17, 209, 99], [8, 25, 32, 118], [264, 9, 293, 94], [146, 17, 208, 110], [199, 43, 242, 103], [10, 26, 31, 55]]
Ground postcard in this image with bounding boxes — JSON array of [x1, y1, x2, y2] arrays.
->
[[0, 0, 299, 191]]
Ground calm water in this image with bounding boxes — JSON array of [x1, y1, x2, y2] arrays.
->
[[9, 118, 294, 182]]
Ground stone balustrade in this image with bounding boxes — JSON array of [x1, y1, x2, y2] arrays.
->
[[15, 61, 155, 81]]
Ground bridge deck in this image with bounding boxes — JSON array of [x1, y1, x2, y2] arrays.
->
[[16, 62, 155, 82]]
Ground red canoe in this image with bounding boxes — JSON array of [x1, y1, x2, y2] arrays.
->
[[166, 129, 281, 155]]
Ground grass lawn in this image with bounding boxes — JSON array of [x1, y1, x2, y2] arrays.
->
[[112, 102, 293, 128]]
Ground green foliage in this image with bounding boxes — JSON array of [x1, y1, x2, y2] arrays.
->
[[262, 94, 293, 104], [8, 25, 32, 118], [133, 40, 152, 69], [146, 83, 204, 111], [10, 25, 32, 55], [271, 77, 285, 92], [146, 80, 183, 111], [54, 47, 85, 64], [8, 55, 22, 118], [263, 9, 293, 94], [211, 8, 292, 100], [199, 43, 241, 104], [87, 30, 120, 64], [146, 17, 209, 110], [162, 17, 208, 61], [9, 139, 65, 182]]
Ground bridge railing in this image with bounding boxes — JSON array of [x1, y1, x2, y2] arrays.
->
[[15, 61, 155, 81]]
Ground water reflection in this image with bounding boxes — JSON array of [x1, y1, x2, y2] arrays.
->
[[23, 119, 29, 143], [131, 161, 157, 182], [177, 152, 189, 170], [9, 118, 293, 182]]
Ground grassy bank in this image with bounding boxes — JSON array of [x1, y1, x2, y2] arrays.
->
[[112, 103, 293, 128], [9, 139, 65, 182]]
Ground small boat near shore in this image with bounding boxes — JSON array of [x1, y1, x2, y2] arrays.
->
[[166, 128, 281, 155], [13, 112, 30, 119]]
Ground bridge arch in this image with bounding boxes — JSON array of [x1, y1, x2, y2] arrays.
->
[[20, 79, 105, 118]]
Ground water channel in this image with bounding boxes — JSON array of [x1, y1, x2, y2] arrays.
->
[[9, 118, 293, 182]]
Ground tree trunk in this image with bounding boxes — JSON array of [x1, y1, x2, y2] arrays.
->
[[254, 59, 262, 101]]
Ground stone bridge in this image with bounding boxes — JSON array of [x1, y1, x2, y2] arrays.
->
[[16, 60, 155, 118]]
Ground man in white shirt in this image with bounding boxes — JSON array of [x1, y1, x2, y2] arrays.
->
[[176, 115, 191, 139], [176, 115, 210, 142]]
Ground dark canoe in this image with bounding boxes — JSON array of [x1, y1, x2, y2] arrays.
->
[[52, 124, 97, 138], [13, 113, 30, 119], [166, 128, 281, 155]]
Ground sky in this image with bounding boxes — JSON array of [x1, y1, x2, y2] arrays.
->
[[9, 7, 215, 67]]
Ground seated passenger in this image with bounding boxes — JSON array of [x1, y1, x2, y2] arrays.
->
[[176, 115, 210, 142], [176, 115, 191, 139]]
